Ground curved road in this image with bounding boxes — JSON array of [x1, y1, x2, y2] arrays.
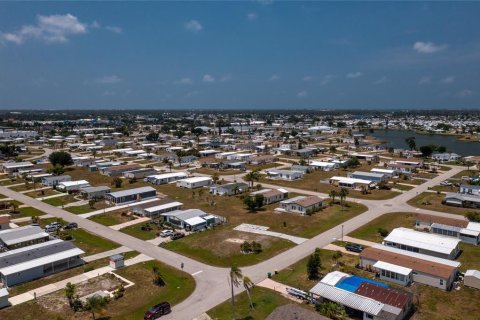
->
[[0, 165, 467, 319]]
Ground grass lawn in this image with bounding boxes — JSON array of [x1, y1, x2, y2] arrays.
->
[[9, 184, 36, 192], [121, 221, 159, 240], [391, 183, 414, 191], [208, 287, 307, 320], [67, 228, 119, 255], [257, 169, 401, 200], [0, 178, 25, 186], [5, 206, 46, 219], [24, 188, 59, 198], [390, 178, 425, 186], [42, 195, 80, 207], [245, 163, 280, 171], [452, 169, 479, 179], [164, 225, 294, 267], [89, 209, 136, 226], [458, 243, 480, 272], [407, 192, 480, 216], [430, 185, 459, 193], [0, 260, 195, 320], [348, 212, 417, 243]]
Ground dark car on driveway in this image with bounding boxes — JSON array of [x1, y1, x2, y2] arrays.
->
[[345, 243, 364, 253], [144, 301, 171, 320], [63, 222, 78, 230], [170, 232, 185, 240]]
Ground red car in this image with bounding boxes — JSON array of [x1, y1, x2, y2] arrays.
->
[[144, 302, 171, 320]]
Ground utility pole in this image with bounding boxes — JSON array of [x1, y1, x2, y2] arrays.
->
[[342, 224, 344, 241]]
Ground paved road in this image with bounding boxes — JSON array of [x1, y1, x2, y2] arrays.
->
[[0, 165, 467, 319]]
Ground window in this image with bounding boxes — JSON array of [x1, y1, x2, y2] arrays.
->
[[440, 279, 444, 285], [366, 314, 374, 319]]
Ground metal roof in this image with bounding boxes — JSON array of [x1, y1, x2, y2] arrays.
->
[[320, 271, 350, 286], [161, 209, 207, 221], [309, 282, 384, 316], [184, 216, 207, 226], [330, 176, 373, 184], [177, 177, 212, 183], [0, 226, 49, 246], [383, 227, 460, 255], [373, 261, 412, 276], [144, 201, 183, 213], [147, 172, 187, 179], [107, 186, 156, 198]]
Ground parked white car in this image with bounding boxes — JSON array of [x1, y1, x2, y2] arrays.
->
[[160, 230, 174, 238]]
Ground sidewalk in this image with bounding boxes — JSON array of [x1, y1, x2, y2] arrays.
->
[[78, 198, 160, 219], [35, 193, 67, 201], [11, 214, 54, 223], [110, 217, 150, 231], [341, 236, 378, 247], [234, 223, 308, 245], [83, 246, 132, 263]]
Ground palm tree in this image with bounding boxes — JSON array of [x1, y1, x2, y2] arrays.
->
[[243, 276, 255, 310], [329, 190, 337, 205], [84, 295, 107, 320], [244, 169, 260, 189], [229, 265, 243, 320], [339, 187, 349, 210]]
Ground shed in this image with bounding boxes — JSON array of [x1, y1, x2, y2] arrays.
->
[[464, 270, 480, 290], [109, 254, 124, 269], [0, 288, 9, 309]]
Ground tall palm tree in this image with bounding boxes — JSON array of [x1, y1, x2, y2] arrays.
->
[[229, 265, 243, 320], [339, 188, 349, 210], [243, 276, 255, 310], [244, 169, 260, 189], [329, 190, 337, 205]]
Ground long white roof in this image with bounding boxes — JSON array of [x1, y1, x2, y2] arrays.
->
[[330, 176, 373, 184], [383, 228, 460, 255], [145, 201, 183, 213], [147, 172, 187, 179], [178, 176, 212, 183], [59, 180, 89, 187], [0, 247, 85, 276], [373, 261, 412, 276], [309, 282, 384, 316]]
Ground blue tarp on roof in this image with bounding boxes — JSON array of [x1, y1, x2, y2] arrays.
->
[[335, 275, 389, 292]]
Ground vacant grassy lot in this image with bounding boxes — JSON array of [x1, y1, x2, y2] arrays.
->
[[0, 178, 25, 186], [121, 221, 159, 240], [245, 163, 280, 171], [458, 243, 480, 272], [208, 287, 308, 320], [257, 173, 401, 200], [348, 212, 417, 243], [0, 260, 195, 320], [4, 206, 46, 219], [67, 228, 119, 255], [154, 184, 367, 239], [9, 183, 36, 192], [24, 188, 60, 198], [430, 185, 460, 193], [89, 209, 135, 226], [64, 166, 150, 190], [163, 225, 294, 267], [42, 195, 79, 207], [391, 183, 414, 191], [407, 192, 479, 216], [452, 169, 479, 179]]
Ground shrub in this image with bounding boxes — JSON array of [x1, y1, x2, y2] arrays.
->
[[378, 227, 389, 237]]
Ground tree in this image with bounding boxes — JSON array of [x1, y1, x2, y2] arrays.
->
[[316, 302, 348, 320], [84, 295, 108, 320], [240, 241, 252, 253], [229, 265, 243, 320], [332, 250, 343, 266], [244, 169, 260, 189], [212, 172, 220, 184], [347, 156, 360, 168], [329, 145, 337, 153], [339, 188, 349, 209], [88, 199, 96, 209], [152, 265, 166, 286], [251, 241, 262, 253], [243, 194, 264, 212], [419, 145, 434, 158], [253, 194, 264, 209], [329, 190, 337, 205], [405, 137, 416, 150], [243, 276, 255, 310], [112, 177, 123, 188], [437, 145, 447, 153], [50, 163, 65, 176], [145, 132, 159, 141], [307, 250, 321, 280], [49, 151, 73, 167], [65, 282, 76, 308]]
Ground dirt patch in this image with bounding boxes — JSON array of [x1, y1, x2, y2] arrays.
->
[[225, 238, 246, 244], [37, 273, 125, 313]]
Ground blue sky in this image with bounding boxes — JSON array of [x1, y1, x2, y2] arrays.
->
[[0, 1, 479, 110]]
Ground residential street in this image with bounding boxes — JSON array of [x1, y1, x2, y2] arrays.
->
[[0, 165, 467, 319]]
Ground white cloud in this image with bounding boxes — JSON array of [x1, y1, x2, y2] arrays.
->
[[418, 76, 432, 85], [458, 89, 472, 98], [174, 77, 193, 85], [374, 76, 388, 85], [297, 90, 308, 98], [346, 72, 363, 79], [302, 75, 313, 81], [0, 13, 88, 44], [320, 74, 334, 86], [440, 76, 455, 84], [247, 13, 258, 20], [220, 74, 232, 82], [94, 75, 122, 85], [185, 20, 203, 32], [413, 41, 447, 54], [105, 26, 122, 34], [269, 74, 280, 81], [202, 74, 215, 83]]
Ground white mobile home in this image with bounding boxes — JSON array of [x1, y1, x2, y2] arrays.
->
[[176, 177, 213, 189], [265, 169, 304, 181], [41, 175, 71, 187], [56, 180, 90, 192], [145, 172, 188, 185]]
